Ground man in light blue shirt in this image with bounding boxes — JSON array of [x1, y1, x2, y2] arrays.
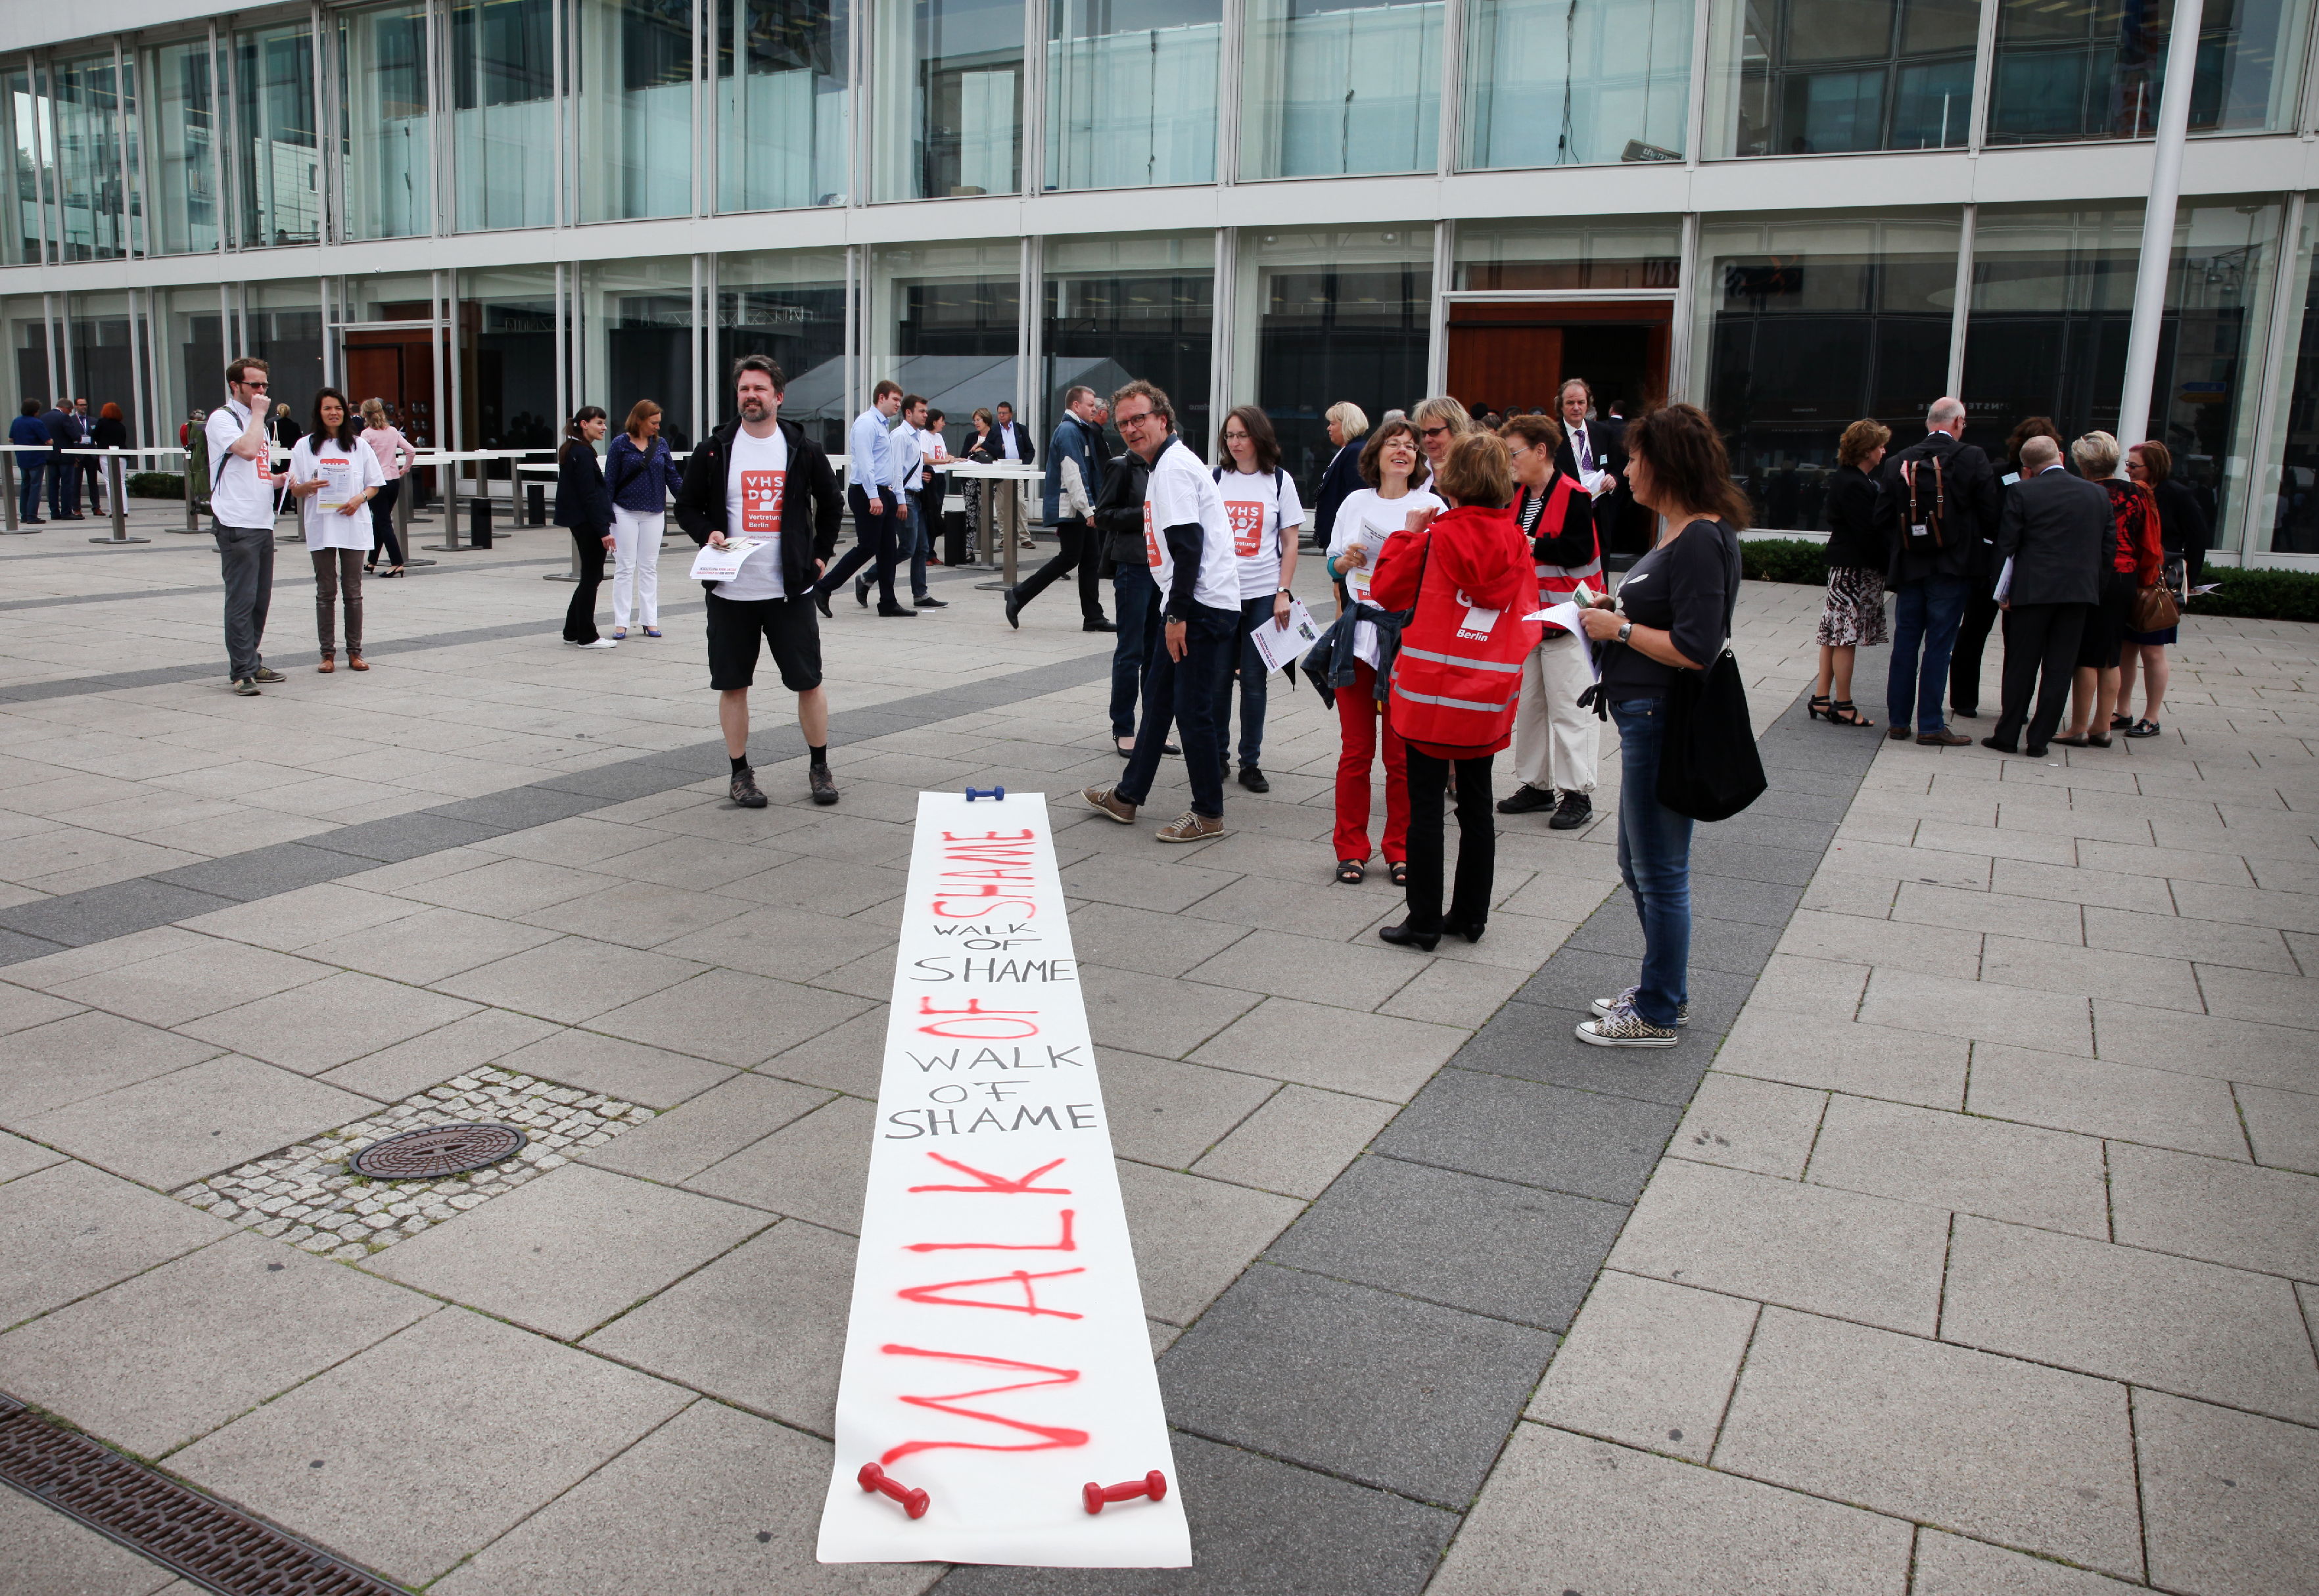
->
[[814, 380, 914, 617]]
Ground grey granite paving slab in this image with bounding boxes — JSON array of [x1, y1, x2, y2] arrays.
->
[[1158, 1263, 1556, 1507], [1510, 947, 1758, 1031], [146, 843, 369, 903], [1447, 998, 1712, 1104], [1264, 1154, 1626, 1330], [0, 878, 233, 950], [1376, 1068, 1683, 1204], [1562, 908, 1787, 976]]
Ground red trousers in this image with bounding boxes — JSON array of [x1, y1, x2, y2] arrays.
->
[[1334, 660, 1409, 864]]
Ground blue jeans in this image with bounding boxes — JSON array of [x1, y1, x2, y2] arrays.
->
[[1110, 560, 1162, 739], [901, 489, 931, 599], [16, 456, 43, 521], [1214, 595, 1274, 770], [1117, 601, 1235, 819], [1886, 574, 1969, 734], [1611, 698, 1693, 1029]]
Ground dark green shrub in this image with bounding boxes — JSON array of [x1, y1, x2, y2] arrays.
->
[[2184, 567, 2319, 623], [1739, 537, 1831, 586], [128, 472, 185, 500]]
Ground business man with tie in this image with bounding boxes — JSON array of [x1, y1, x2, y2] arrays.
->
[[1552, 379, 1623, 506]]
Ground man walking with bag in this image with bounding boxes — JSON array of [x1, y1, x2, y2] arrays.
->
[[206, 358, 289, 697], [1878, 397, 1996, 747]]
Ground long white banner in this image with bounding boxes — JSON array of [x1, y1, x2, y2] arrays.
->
[[817, 791, 1192, 1570]]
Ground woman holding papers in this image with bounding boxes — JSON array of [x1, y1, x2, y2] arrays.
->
[[285, 388, 385, 674], [1495, 413, 1603, 829], [1808, 417, 1890, 729], [553, 407, 617, 650], [1211, 405, 1305, 794], [1323, 417, 1440, 885], [1369, 432, 1536, 950], [607, 400, 678, 640]]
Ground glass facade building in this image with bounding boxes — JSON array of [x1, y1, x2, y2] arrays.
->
[[12, 0, 2319, 563]]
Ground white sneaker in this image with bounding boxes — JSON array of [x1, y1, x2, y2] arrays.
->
[[1592, 987, 1688, 1026], [1576, 1002, 1681, 1048], [572, 638, 618, 649]]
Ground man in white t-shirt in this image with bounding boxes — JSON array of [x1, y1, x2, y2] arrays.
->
[[1083, 380, 1237, 843], [204, 356, 290, 696], [672, 356, 847, 807]]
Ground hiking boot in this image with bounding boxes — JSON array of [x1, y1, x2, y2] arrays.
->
[[1155, 810, 1224, 843], [809, 764, 839, 805], [1576, 1000, 1680, 1048], [1593, 987, 1688, 1026], [1496, 785, 1557, 815], [1083, 785, 1137, 824], [1549, 791, 1593, 830], [730, 766, 768, 808], [252, 667, 286, 683]]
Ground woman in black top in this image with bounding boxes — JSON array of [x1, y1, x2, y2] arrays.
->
[[1574, 404, 1747, 1049], [551, 406, 615, 649], [1812, 417, 1890, 728]]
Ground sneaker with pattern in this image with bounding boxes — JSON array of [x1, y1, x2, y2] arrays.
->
[[1575, 998, 1680, 1048], [1591, 987, 1687, 1026]]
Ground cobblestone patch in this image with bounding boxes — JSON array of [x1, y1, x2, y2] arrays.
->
[[171, 1069, 653, 1263]]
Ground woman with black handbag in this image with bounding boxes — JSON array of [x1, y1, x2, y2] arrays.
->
[[1576, 404, 1749, 1048]]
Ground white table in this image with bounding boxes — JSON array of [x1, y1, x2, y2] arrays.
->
[[943, 460, 1046, 586], [62, 447, 189, 544]]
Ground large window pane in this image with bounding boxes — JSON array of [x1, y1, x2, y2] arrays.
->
[[461, 268, 559, 461], [234, 23, 320, 248], [869, 240, 1021, 440], [873, 0, 1025, 201], [1454, 216, 1683, 291], [1240, 0, 1441, 179], [716, 0, 849, 211], [165, 287, 224, 425], [5, 67, 47, 266], [143, 41, 219, 257], [576, 0, 694, 222], [340, 2, 432, 241], [2265, 205, 2319, 555], [67, 294, 137, 434], [1697, 210, 1958, 530], [341, 271, 446, 461], [715, 248, 847, 449], [1043, 233, 1213, 449], [454, 0, 557, 231], [1965, 200, 2278, 544], [580, 257, 695, 446], [1704, 0, 1978, 159], [8, 297, 51, 408], [1238, 225, 1432, 496], [1463, 0, 1691, 168], [1986, 0, 2308, 144], [53, 55, 131, 261], [1047, 0, 1219, 190], [248, 281, 324, 429]]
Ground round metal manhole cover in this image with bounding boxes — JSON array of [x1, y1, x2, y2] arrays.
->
[[348, 1123, 528, 1181]]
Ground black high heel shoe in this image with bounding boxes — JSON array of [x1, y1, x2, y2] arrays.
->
[[1378, 921, 1440, 952], [1827, 699, 1874, 728], [1808, 694, 1832, 722]]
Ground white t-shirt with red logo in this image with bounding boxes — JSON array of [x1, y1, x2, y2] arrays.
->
[[1142, 435, 1238, 615], [288, 434, 386, 552], [719, 425, 789, 601], [205, 400, 281, 530], [1215, 466, 1306, 601]]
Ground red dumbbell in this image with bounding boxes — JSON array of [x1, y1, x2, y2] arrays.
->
[[858, 1461, 930, 1520], [1082, 1470, 1168, 1514]]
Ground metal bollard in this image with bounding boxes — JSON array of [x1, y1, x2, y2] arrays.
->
[[0, 448, 22, 534], [468, 496, 493, 549], [527, 482, 546, 526], [89, 457, 149, 544]]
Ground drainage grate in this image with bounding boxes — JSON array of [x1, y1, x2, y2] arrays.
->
[[348, 1123, 527, 1181], [0, 1392, 402, 1595]]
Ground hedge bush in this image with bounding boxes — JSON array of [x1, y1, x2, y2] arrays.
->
[[2184, 566, 2319, 623], [128, 472, 184, 500], [1739, 537, 1831, 586]]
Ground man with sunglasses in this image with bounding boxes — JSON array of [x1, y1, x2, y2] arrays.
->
[[205, 357, 288, 697]]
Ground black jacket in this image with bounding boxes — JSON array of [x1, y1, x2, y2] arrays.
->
[[551, 443, 613, 530], [1552, 416, 1624, 484], [1311, 440, 1367, 552], [2151, 477, 2211, 555], [1877, 431, 1999, 584], [1822, 465, 1883, 570], [672, 415, 843, 596], [1997, 465, 2109, 608], [1517, 475, 1597, 570], [1093, 449, 1151, 571], [91, 415, 129, 451], [41, 408, 75, 452], [987, 421, 1034, 468]]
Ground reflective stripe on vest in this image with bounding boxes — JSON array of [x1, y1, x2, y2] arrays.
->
[[1399, 644, 1523, 674], [1522, 476, 1603, 610], [1394, 685, 1520, 713]]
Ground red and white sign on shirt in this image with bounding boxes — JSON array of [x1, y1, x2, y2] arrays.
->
[[718, 425, 790, 601], [818, 793, 1190, 1570]]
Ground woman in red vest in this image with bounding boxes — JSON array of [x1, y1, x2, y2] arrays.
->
[[1369, 432, 1539, 950]]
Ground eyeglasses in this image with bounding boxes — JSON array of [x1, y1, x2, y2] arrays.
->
[[241, 381, 268, 390], [1419, 425, 1450, 440], [1115, 410, 1156, 429]]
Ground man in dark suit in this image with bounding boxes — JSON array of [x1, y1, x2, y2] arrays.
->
[[1877, 397, 1998, 745], [1553, 378, 1638, 554], [41, 399, 81, 519], [1984, 434, 2107, 758]]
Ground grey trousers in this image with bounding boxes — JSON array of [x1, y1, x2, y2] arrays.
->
[[214, 522, 274, 680], [313, 547, 363, 653]]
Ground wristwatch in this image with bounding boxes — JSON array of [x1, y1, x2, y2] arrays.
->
[[1616, 621, 1634, 644]]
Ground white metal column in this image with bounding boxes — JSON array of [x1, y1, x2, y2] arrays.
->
[[554, 261, 570, 433], [1426, 220, 1453, 396], [2117, 0, 2207, 453], [1216, 0, 1245, 187], [1021, 0, 1048, 196], [845, 242, 862, 429], [1947, 204, 1977, 397], [1209, 226, 1237, 456], [1434, 0, 1464, 177], [1967, 0, 2002, 151], [1669, 212, 1699, 405], [28, 56, 51, 267], [113, 38, 133, 258], [128, 287, 152, 446], [1019, 234, 1042, 441], [2237, 190, 2307, 562]]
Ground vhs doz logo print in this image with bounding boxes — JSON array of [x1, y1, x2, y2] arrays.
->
[[741, 469, 785, 533]]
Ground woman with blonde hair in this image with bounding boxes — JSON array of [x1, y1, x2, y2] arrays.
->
[[1313, 400, 1372, 550], [2059, 431, 2161, 749], [1810, 417, 1891, 728], [358, 397, 417, 577], [605, 399, 676, 639], [1409, 394, 1473, 479]]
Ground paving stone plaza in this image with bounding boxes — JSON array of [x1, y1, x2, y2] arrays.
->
[[1, 503, 2315, 1595]]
